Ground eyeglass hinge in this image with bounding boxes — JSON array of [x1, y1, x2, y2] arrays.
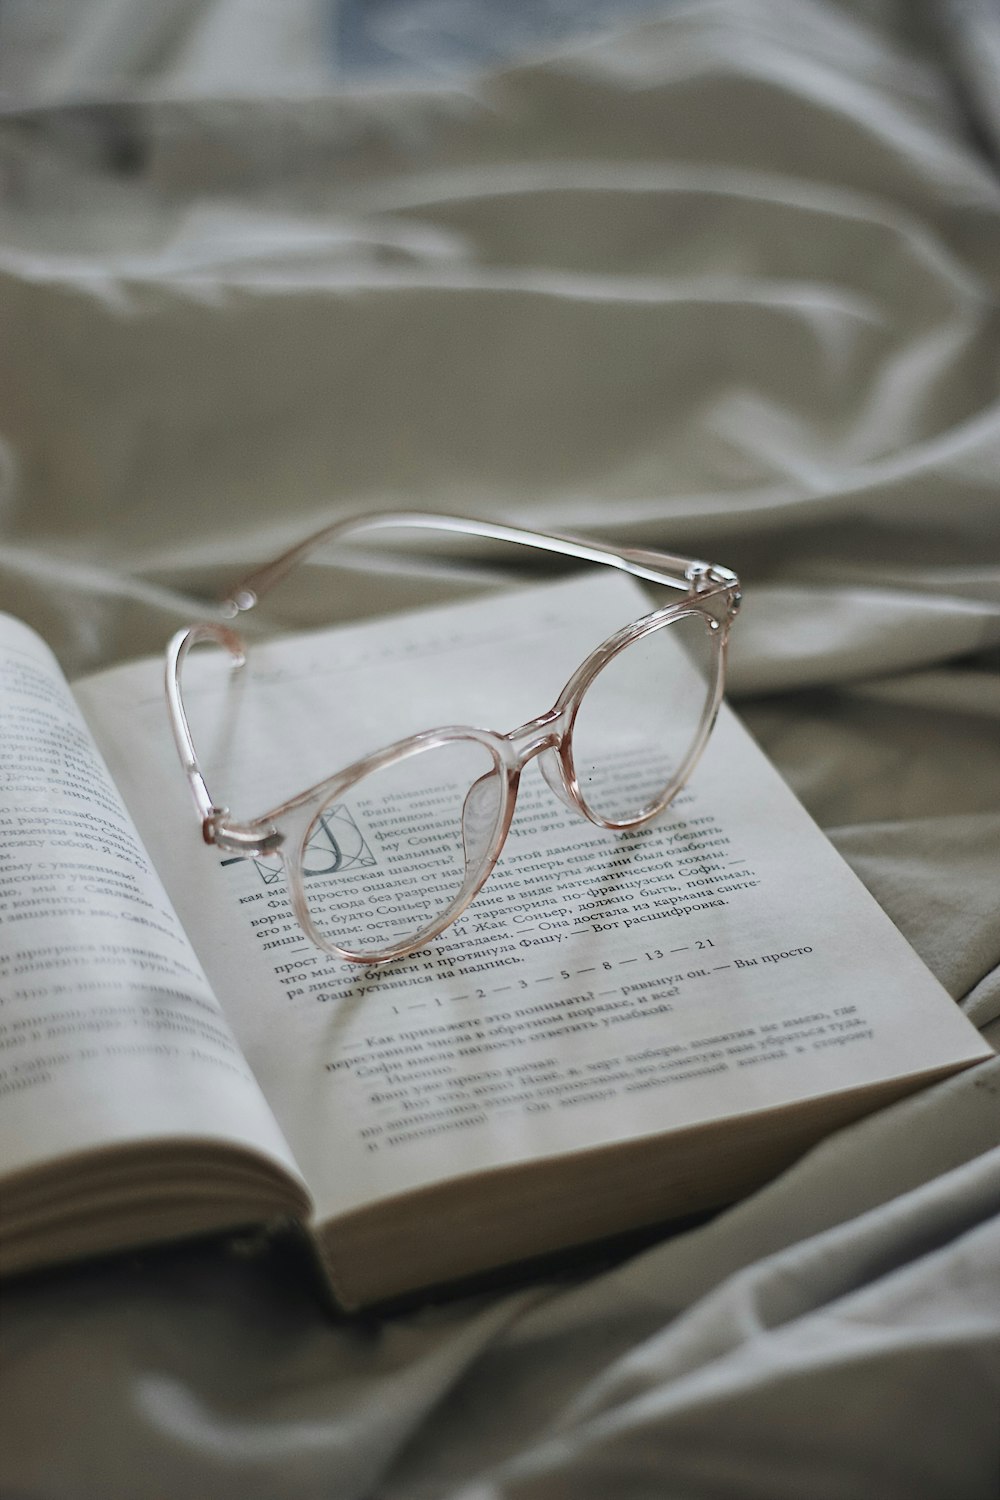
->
[[202, 808, 284, 857], [686, 561, 742, 611], [686, 561, 734, 585]]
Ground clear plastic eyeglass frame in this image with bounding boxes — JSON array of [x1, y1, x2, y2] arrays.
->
[[166, 513, 741, 965]]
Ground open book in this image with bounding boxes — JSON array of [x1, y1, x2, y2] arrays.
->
[[0, 574, 990, 1309]]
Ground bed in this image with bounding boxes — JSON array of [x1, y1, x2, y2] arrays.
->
[[1, 1, 998, 1495]]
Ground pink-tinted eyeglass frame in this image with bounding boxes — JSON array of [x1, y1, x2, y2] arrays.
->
[[166, 513, 741, 964]]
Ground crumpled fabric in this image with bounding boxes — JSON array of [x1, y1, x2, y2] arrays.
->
[[1, 2, 998, 1497]]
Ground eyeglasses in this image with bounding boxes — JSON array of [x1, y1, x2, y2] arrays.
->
[[166, 513, 741, 965]]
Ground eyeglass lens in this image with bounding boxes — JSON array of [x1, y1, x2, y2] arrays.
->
[[301, 737, 504, 959], [570, 610, 718, 825]]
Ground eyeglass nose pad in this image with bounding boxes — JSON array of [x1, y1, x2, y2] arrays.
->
[[538, 747, 576, 811], [461, 769, 504, 875]]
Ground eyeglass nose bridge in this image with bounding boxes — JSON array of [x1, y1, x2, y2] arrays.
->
[[503, 708, 580, 813], [504, 707, 565, 766]]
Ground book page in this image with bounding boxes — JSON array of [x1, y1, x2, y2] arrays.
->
[[75, 576, 990, 1227], [0, 613, 304, 1190]]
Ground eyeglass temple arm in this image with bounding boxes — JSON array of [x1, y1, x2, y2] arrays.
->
[[165, 623, 243, 839], [220, 512, 738, 613]]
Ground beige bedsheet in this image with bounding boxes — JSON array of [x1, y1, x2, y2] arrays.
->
[[1, 1, 998, 1495]]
